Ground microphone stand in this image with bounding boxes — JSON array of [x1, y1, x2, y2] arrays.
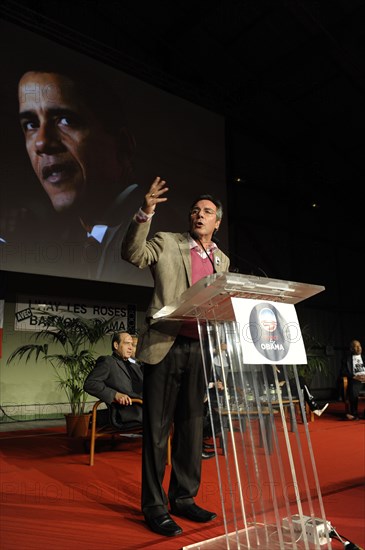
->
[[229, 252, 268, 278]]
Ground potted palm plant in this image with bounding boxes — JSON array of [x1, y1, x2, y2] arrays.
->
[[7, 311, 116, 436]]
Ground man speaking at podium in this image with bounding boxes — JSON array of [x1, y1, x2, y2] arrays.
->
[[121, 176, 230, 537]]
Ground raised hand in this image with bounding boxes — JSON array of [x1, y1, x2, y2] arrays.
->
[[142, 176, 169, 215]]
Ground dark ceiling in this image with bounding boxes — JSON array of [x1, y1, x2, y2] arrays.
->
[[1, 0, 364, 237]]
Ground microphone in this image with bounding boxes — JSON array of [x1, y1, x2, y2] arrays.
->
[[191, 231, 217, 274], [229, 252, 268, 278]]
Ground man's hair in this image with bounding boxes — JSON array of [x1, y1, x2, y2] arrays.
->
[[18, 61, 130, 139], [189, 194, 223, 221], [111, 331, 129, 351]]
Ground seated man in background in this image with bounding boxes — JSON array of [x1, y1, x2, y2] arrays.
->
[[202, 378, 224, 459], [266, 366, 328, 417], [84, 331, 143, 428], [341, 339, 365, 420], [300, 380, 329, 416]]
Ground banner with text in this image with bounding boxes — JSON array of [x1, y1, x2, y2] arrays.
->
[[14, 294, 136, 334]]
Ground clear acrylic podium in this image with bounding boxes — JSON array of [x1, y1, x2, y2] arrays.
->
[[153, 272, 333, 549]]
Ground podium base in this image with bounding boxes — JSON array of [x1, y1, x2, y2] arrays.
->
[[182, 525, 331, 549]]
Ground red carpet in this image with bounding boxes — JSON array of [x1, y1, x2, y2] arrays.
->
[[0, 403, 364, 550]]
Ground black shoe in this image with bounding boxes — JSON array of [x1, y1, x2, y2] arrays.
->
[[145, 513, 182, 537], [170, 503, 217, 523], [203, 442, 215, 449], [307, 398, 320, 412], [202, 450, 215, 459]]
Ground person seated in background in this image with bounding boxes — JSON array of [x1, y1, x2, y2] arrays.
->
[[202, 334, 230, 459], [267, 366, 329, 417], [84, 331, 143, 428], [202, 379, 224, 459], [130, 334, 143, 367], [341, 339, 365, 420], [300, 381, 329, 416]]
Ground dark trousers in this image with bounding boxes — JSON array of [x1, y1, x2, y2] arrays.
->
[[141, 336, 206, 519], [348, 378, 363, 415]]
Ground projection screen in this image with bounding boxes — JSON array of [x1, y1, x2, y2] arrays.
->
[[0, 19, 227, 287]]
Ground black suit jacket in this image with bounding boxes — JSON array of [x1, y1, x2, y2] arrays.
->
[[84, 352, 143, 425]]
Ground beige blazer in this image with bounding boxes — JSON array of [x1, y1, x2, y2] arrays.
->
[[121, 218, 230, 364]]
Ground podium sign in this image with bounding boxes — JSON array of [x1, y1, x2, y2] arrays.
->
[[155, 273, 331, 549], [231, 297, 308, 365]]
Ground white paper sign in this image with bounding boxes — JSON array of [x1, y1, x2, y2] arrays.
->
[[231, 297, 307, 365]]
